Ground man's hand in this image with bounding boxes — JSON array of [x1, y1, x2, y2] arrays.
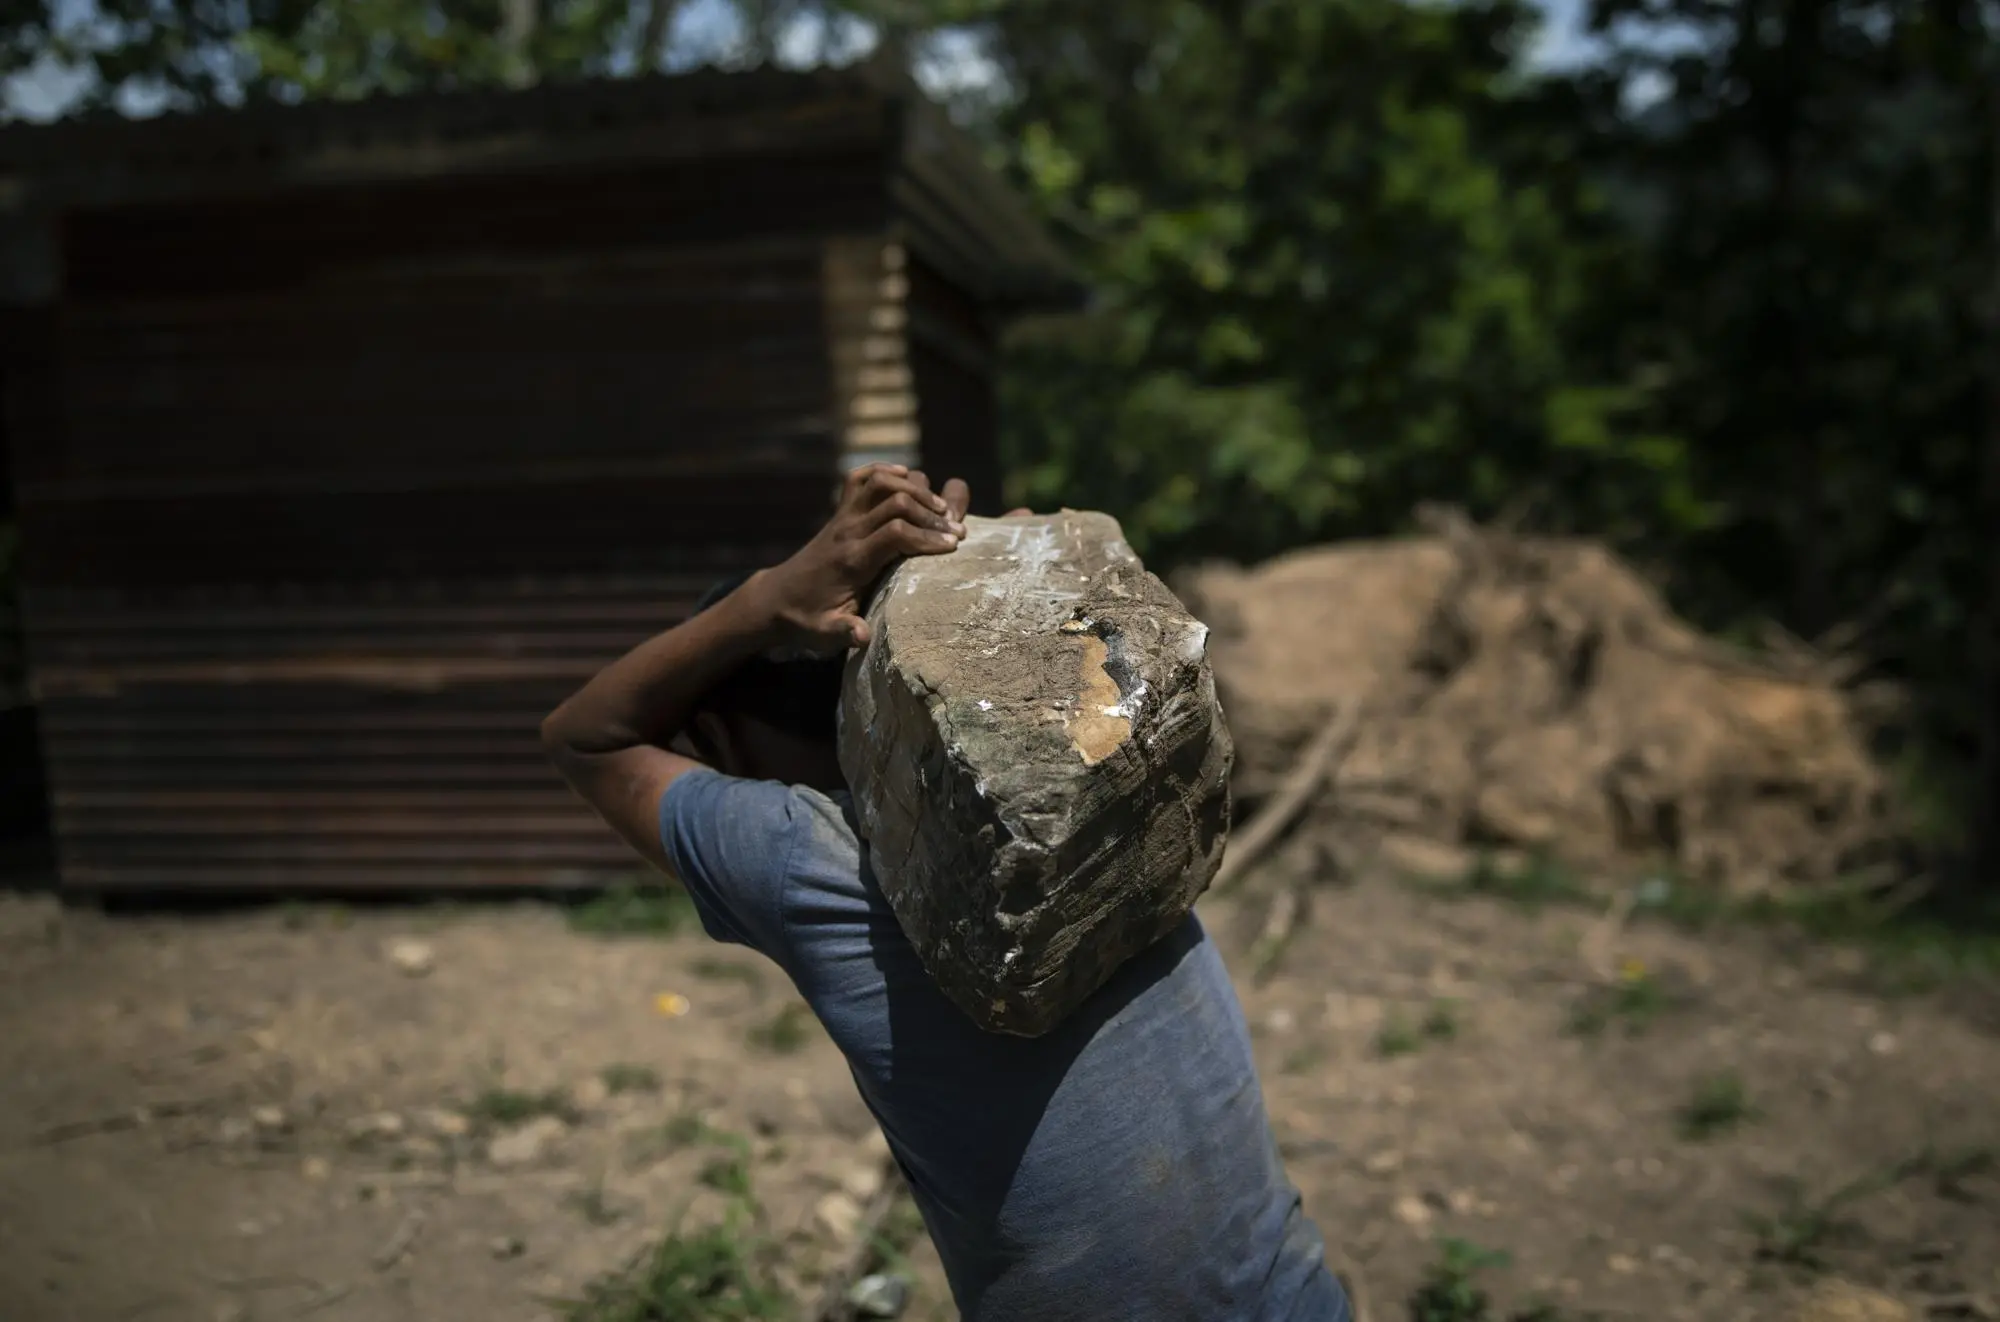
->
[[753, 464, 971, 653]]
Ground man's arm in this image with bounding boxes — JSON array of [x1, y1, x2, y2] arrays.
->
[[540, 464, 970, 870]]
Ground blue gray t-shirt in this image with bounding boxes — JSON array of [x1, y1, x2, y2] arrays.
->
[[659, 768, 1348, 1322]]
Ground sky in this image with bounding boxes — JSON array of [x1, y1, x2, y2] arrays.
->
[[2, 0, 1610, 123]]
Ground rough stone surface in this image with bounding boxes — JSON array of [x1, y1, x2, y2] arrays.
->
[[839, 511, 1233, 1037]]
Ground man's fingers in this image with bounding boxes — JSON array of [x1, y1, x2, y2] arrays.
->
[[1003, 507, 1035, 518], [941, 478, 971, 523], [860, 489, 959, 538], [857, 518, 957, 576], [850, 467, 951, 520]]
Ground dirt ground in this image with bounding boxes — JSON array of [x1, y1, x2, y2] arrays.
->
[[2, 870, 1996, 1322]]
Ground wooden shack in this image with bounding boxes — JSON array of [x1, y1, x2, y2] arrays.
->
[[0, 64, 1078, 894]]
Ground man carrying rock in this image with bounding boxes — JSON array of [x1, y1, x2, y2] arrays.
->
[[542, 463, 1349, 1321]]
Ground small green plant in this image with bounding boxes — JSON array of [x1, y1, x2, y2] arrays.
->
[[1378, 1002, 1461, 1058], [691, 958, 765, 988], [626, 1112, 743, 1168], [463, 1085, 577, 1130], [567, 883, 698, 938], [1421, 1000, 1461, 1041], [1566, 971, 1668, 1038], [698, 1151, 753, 1199], [1282, 1045, 1329, 1075], [747, 1003, 813, 1054], [1377, 1014, 1422, 1059], [1677, 1070, 1757, 1140], [1463, 852, 1593, 912], [600, 1063, 662, 1096], [552, 1210, 787, 1322], [1407, 1237, 1508, 1321], [1748, 1149, 1975, 1268]]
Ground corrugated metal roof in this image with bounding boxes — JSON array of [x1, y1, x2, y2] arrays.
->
[[0, 60, 1081, 311]]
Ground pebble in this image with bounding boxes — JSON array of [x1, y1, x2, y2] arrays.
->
[[218, 1116, 254, 1146], [347, 1111, 406, 1142], [848, 1272, 911, 1319], [1393, 1194, 1433, 1229], [1363, 1149, 1403, 1177], [490, 1235, 526, 1260], [251, 1105, 289, 1134], [572, 1077, 611, 1111], [1608, 1253, 1638, 1275], [1446, 1189, 1476, 1214], [1869, 1031, 1899, 1056], [417, 1108, 470, 1138], [301, 1156, 331, 1181], [816, 1191, 862, 1239], [486, 1115, 567, 1169], [386, 938, 435, 978], [840, 1161, 885, 1201], [1265, 1007, 1297, 1034]]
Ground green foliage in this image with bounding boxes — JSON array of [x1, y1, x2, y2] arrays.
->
[[600, 1063, 663, 1096], [567, 884, 699, 938], [464, 1085, 578, 1129], [1377, 1001, 1461, 1057], [1566, 970, 1668, 1038], [1676, 1070, 1757, 1141], [553, 1209, 788, 1322], [1407, 1237, 1508, 1322], [698, 1150, 754, 1198], [746, 1002, 813, 1054], [1463, 854, 1594, 912]]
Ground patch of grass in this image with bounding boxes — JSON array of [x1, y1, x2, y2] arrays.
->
[[566, 883, 698, 938], [600, 1063, 662, 1096], [1748, 1147, 1991, 1268], [552, 1211, 786, 1322], [1405, 1238, 1586, 1322], [1677, 1070, 1757, 1140], [463, 1085, 577, 1130], [1377, 1002, 1462, 1058], [1463, 852, 1594, 912], [627, 1112, 748, 1169], [1566, 970, 1669, 1038], [746, 1003, 813, 1055], [698, 1151, 753, 1199], [690, 958, 765, 989], [1407, 1237, 1508, 1321], [1282, 1045, 1329, 1075]]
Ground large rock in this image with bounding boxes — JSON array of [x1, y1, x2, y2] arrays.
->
[[838, 511, 1233, 1036]]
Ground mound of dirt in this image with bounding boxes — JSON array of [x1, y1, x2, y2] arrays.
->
[[1179, 509, 1895, 896]]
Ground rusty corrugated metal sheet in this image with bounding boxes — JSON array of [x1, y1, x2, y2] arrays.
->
[[27, 573, 779, 891]]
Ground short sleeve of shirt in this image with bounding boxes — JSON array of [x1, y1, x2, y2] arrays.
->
[[656, 768, 799, 966]]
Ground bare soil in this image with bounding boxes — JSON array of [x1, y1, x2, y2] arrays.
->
[[1, 873, 1996, 1322]]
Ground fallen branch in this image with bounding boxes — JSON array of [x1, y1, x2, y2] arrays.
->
[[370, 1205, 429, 1272], [1213, 705, 1360, 894], [1248, 882, 1310, 986], [803, 1152, 907, 1322], [33, 1096, 228, 1146]]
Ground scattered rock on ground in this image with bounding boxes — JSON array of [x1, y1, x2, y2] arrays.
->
[[1790, 1279, 1913, 1322], [386, 938, 435, 977], [486, 1116, 567, 1170]]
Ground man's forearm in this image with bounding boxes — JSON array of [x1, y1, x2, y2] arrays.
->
[[541, 572, 782, 767]]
